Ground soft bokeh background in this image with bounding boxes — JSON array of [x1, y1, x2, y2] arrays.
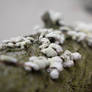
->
[[0, 0, 92, 40]]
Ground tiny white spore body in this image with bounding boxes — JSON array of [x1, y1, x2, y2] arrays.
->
[[72, 52, 81, 60], [25, 56, 49, 71], [50, 69, 59, 79], [46, 31, 65, 44], [25, 62, 40, 71], [40, 38, 50, 45], [41, 47, 57, 57], [63, 60, 74, 68], [0, 55, 17, 63]]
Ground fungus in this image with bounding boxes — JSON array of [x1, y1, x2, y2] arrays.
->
[[48, 56, 63, 72], [63, 60, 74, 68], [41, 47, 57, 57], [0, 55, 17, 63], [24, 56, 49, 71], [49, 69, 59, 79], [46, 31, 65, 44]]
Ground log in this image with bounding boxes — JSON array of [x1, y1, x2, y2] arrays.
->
[[0, 11, 92, 92]]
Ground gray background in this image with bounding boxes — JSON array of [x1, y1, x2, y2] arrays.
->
[[0, 0, 92, 40]]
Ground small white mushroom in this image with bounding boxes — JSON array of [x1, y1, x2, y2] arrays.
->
[[25, 37, 34, 41], [27, 56, 49, 70], [50, 69, 59, 79], [48, 56, 63, 72], [25, 62, 40, 71], [67, 31, 77, 40], [49, 56, 63, 63], [63, 60, 74, 68], [50, 61, 63, 72], [61, 50, 72, 60], [24, 40, 31, 44], [40, 38, 50, 45], [39, 28, 53, 40], [38, 56, 50, 66], [49, 43, 63, 53], [39, 38, 50, 49], [46, 32, 65, 44], [41, 47, 57, 57], [71, 52, 81, 60], [61, 50, 75, 67]]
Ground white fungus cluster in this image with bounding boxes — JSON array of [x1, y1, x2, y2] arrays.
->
[[23, 27, 82, 79], [46, 11, 92, 47], [38, 28, 64, 58], [24, 49, 81, 79], [0, 36, 34, 49], [61, 50, 81, 68], [67, 31, 87, 42], [0, 11, 84, 80], [74, 22, 92, 46], [24, 56, 49, 71]]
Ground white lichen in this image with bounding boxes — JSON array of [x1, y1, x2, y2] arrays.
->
[[61, 50, 81, 68], [39, 38, 50, 49], [40, 38, 50, 45]]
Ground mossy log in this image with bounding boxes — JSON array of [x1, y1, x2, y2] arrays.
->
[[0, 12, 92, 92]]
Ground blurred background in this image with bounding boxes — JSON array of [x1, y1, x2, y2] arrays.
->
[[0, 0, 92, 40]]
